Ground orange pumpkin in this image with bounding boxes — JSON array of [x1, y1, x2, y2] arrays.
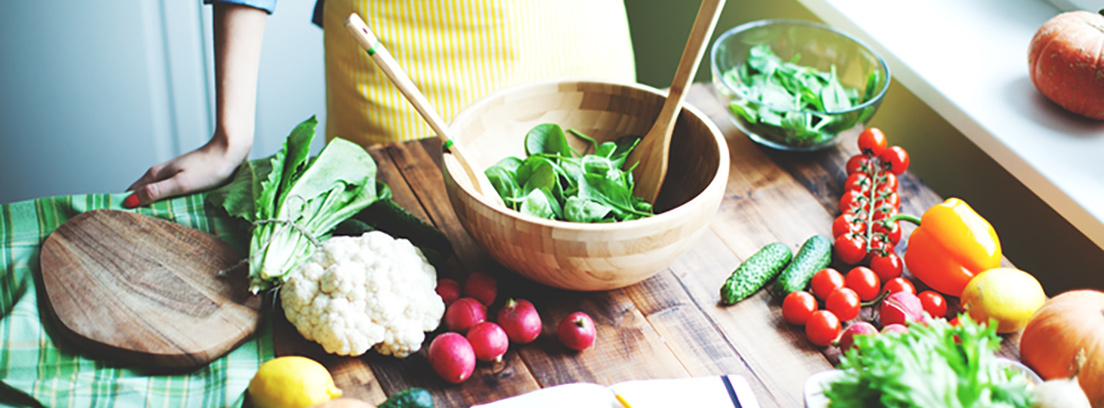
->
[[1020, 289, 1104, 407], [1027, 10, 1104, 120]]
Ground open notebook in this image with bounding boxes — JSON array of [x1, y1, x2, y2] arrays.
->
[[473, 375, 759, 408]]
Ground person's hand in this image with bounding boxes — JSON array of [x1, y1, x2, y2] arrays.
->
[[125, 133, 250, 207]]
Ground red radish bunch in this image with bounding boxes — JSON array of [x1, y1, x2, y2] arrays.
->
[[833, 128, 909, 279], [466, 322, 509, 363], [557, 312, 596, 351], [497, 298, 542, 344], [463, 273, 498, 307], [444, 297, 487, 333], [428, 332, 476, 384], [436, 278, 461, 305]]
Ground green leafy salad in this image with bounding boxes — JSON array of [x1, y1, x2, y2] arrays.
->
[[483, 123, 653, 223], [825, 315, 1035, 408], [722, 44, 881, 148]]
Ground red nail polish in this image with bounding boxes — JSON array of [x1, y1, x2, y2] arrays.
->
[[124, 194, 139, 209]]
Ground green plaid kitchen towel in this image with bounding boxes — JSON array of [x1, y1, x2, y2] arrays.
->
[[0, 193, 274, 408]]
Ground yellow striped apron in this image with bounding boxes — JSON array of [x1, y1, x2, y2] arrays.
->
[[323, 0, 637, 147]]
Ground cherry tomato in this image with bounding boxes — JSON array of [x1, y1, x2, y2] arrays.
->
[[839, 190, 869, 214], [869, 252, 903, 281], [845, 266, 881, 301], [846, 154, 871, 175], [834, 234, 868, 265], [782, 291, 819, 326], [857, 128, 888, 156], [882, 277, 915, 295], [832, 214, 864, 238], [844, 172, 870, 194], [810, 268, 846, 301], [948, 316, 961, 326], [876, 171, 899, 194], [872, 220, 902, 245], [879, 146, 910, 175], [826, 287, 861, 321], [862, 235, 889, 264], [918, 290, 947, 319], [874, 192, 900, 211], [805, 310, 842, 347]]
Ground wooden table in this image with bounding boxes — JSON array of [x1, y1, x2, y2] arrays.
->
[[271, 83, 1020, 408]]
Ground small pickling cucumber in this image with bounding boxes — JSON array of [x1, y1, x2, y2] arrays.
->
[[772, 235, 833, 298], [378, 387, 434, 408], [720, 242, 793, 305]]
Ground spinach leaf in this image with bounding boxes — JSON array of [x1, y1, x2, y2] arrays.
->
[[525, 123, 573, 157], [484, 123, 654, 223], [726, 44, 874, 148]]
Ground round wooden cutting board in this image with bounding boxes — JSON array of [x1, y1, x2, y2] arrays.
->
[[38, 209, 262, 371]]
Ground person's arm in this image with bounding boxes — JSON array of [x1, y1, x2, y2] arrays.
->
[[126, 2, 267, 207]]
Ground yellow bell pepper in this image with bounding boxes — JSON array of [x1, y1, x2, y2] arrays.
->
[[901, 198, 1001, 297]]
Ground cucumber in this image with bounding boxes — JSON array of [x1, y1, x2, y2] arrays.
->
[[720, 242, 793, 305], [771, 235, 833, 298], [350, 198, 455, 267], [378, 388, 434, 408]]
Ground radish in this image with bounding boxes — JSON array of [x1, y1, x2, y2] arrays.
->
[[880, 323, 908, 335], [837, 321, 877, 353], [879, 291, 924, 327], [497, 298, 542, 344], [444, 297, 486, 333], [436, 278, 461, 305], [557, 311, 596, 351], [466, 322, 509, 363], [428, 332, 476, 384], [463, 272, 498, 306]]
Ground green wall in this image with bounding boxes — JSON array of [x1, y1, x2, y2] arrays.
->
[[624, 0, 1104, 295]]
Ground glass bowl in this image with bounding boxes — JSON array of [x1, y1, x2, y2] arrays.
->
[[711, 20, 890, 151]]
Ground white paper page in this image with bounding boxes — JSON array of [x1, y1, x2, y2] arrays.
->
[[472, 382, 620, 408], [608, 376, 759, 408]]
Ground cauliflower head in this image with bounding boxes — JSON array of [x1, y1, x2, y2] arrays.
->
[[280, 231, 445, 358]]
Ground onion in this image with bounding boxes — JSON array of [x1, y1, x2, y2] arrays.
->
[[1032, 350, 1091, 408]]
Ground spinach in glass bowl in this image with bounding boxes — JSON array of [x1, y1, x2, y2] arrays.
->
[[711, 20, 890, 151]]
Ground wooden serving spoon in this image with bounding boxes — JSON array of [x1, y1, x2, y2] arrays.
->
[[343, 14, 506, 208], [627, 0, 727, 205]]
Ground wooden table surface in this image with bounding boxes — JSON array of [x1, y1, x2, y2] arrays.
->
[[271, 83, 1020, 408]]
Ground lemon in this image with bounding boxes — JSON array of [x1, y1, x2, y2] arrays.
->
[[248, 356, 343, 408], [960, 268, 1046, 334]]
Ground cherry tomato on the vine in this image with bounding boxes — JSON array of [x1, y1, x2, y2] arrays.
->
[[846, 266, 881, 301], [879, 146, 910, 175], [782, 291, 818, 325], [918, 290, 947, 319], [858, 128, 888, 156], [882, 277, 915, 295], [805, 310, 842, 347], [834, 234, 868, 265], [876, 171, 899, 194], [826, 287, 861, 321], [872, 220, 902, 245], [844, 172, 870, 194], [846, 154, 871, 175], [839, 190, 869, 213], [832, 214, 864, 238], [875, 192, 901, 211], [810, 268, 846, 301], [869, 252, 903, 281], [862, 235, 889, 264]]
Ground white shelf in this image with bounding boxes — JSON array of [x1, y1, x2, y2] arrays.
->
[[797, 0, 1104, 250]]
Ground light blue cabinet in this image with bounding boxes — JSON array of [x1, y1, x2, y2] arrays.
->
[[0, 1, 326, 204]]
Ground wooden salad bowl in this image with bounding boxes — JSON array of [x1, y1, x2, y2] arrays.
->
[[443, 79, 730, 291]]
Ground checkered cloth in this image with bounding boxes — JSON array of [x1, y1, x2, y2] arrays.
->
[[0, 193, 274, 407]]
